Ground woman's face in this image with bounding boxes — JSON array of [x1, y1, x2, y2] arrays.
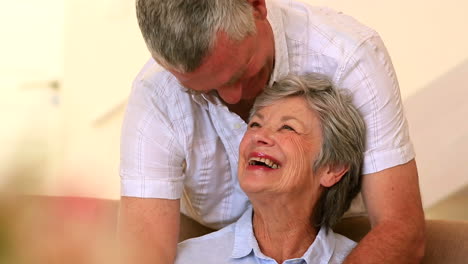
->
[[238, 96, 324, 196]]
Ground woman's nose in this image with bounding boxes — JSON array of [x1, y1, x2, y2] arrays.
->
[[252, 128, 275, 146], [218, 83, 242, 104]]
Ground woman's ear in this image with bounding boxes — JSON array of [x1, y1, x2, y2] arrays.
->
[[319, 164, 350, 187], [247, 0, 267, 20]]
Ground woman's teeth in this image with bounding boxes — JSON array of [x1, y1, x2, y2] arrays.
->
[[248, 157, 281, 169]]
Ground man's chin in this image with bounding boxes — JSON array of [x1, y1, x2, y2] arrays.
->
[[241, 95, 256, 102]]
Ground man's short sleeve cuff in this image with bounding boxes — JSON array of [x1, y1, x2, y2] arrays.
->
[[362, 142, 415, 175], [120, 177, 184, 199]]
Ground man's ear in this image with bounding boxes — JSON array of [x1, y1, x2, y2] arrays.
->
[[319, 164, 350, 187], [247, 0, 267, 20]]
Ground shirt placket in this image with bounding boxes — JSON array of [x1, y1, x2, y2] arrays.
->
[[207, 101, 249, 225]]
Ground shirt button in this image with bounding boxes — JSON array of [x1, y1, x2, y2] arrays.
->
[[234, 123, 242, 129]]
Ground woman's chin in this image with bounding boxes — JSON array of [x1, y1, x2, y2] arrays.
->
[[240, 175, 276, 196]]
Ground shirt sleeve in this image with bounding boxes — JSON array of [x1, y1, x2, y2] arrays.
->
[[119, 78, 185, 199], [336, 34, 415, 174]]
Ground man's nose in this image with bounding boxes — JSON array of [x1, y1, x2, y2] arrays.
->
[[218, 83, 242, 104]]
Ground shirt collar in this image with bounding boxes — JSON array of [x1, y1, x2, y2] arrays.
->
[[182, 88, 224, 110], [301, 227, 336, 264], [266, 0, 290, 86], [231, 206, 255, 259], [231, 206, 276, 261], [170, 75, 207, 108], [230, 206, 337, 263]]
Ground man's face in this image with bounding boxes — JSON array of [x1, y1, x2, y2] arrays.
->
[[169, 27, 275, 105]]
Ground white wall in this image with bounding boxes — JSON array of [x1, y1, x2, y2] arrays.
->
[[0, 0, 148, 199], [0, 0, 64, 192], [302, 0, 468, 99], [55, 0, 149, 198]]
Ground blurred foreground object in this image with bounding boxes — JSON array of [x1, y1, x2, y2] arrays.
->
[[1, 194, 467, 263], [0, 194, 120, 264]]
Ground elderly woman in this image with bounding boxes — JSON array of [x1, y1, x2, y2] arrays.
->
[[175, 73, 365, 263]]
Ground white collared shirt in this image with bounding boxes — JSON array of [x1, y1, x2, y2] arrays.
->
[[120, 0, 414, 229], [175, 206, 356, 264]]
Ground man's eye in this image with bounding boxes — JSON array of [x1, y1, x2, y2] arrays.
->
[[249, 122, 261, 128], [281, 125, 295, 131]]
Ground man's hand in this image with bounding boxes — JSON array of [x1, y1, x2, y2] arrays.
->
[[344, 159, 426, 264], [118, 197, 180, 264]]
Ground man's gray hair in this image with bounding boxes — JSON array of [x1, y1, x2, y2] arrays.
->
[[136, 0, 256, 72], [251, 73, 366, 230]]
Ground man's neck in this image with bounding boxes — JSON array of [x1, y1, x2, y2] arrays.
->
[[226, 99, 255, 123]]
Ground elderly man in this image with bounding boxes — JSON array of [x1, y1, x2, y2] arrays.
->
[[118, 0, 425, 263]]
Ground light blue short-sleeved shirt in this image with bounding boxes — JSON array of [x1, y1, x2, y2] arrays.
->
[[176, 207, 356, 264]]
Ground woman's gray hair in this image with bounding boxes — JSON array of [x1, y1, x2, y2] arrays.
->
[[136, 0, 256, 73], [251, 73, 366, 230]]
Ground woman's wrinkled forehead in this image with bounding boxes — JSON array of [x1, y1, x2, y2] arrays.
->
[[249, 94, 314, 121]]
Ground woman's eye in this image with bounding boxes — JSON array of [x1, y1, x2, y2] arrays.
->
[[249, 122, 261, 128], [281, 125, 295, 131]]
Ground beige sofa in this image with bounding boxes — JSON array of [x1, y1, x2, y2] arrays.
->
[[333, 216, 468, 264], [4, 196, 467, 264]]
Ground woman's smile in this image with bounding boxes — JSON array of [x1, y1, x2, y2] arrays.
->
[[247, 152, 282, 170]]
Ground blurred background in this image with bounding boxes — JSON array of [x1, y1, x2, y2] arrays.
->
[[1, 0, 467, 215]]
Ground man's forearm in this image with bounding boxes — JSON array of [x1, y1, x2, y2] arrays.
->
[[118, 197, 180, 264], [344, 220, 425, 264]]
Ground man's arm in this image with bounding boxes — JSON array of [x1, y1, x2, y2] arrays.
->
[[344, 159, 426, 264], [118, 197, 180, 264]]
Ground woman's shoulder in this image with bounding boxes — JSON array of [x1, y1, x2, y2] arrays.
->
[[175, 224, 236, 263], [329, 231, 357, 263]]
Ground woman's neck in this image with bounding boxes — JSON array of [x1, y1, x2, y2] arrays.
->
[[251, 201, 318, 263]]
